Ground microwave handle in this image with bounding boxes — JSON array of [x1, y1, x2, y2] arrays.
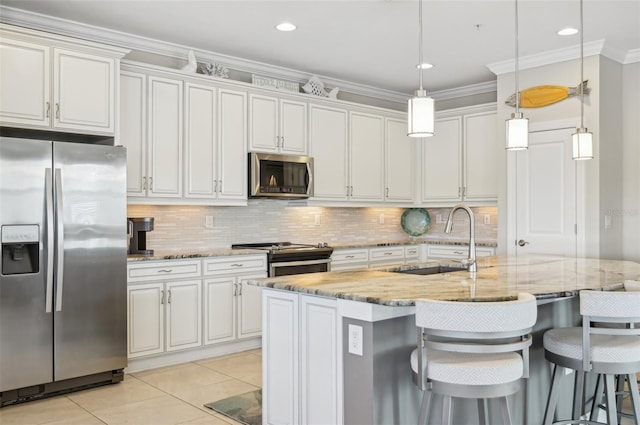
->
[[306, 160, 313, 197]]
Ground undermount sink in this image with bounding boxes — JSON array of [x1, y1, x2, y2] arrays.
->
[[394, 265, 464, 276]]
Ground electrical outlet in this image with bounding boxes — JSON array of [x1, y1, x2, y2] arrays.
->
[[604, 215, 612, 230], [436, 213, 443, 224], [379, 213, 385, 224], [205, 215, 214, 228], [484, 214, 491, 225], [314, 214, 321, 226], [348, 324, 363, 356]]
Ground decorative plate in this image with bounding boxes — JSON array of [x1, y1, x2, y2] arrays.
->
[[401, 208, 431, 237]]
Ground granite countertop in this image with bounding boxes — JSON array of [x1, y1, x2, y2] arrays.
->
[[127, 248, 265, 262], [332, 239, 498, 249], [247, 255, 640, 306]]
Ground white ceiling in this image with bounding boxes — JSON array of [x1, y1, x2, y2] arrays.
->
[[2, 0, 639, 97]]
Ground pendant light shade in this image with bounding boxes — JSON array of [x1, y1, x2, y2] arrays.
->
[[407, 0, 434, 138], [408, 90, 434, 137], [506, 0, 528, 150], [573, 0, 593, 161], [572, 127, 593, 160]]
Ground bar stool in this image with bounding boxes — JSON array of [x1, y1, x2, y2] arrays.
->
[[410, 293, 537, 425], [542, 290, 640, 425]]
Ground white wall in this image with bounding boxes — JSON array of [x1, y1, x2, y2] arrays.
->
[[622, 62, 640, 261]]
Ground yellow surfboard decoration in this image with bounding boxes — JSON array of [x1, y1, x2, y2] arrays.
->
[[505, 81, 590, 108]]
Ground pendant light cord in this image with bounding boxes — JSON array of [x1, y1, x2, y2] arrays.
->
[[515, 0, 520, 115], [580, 0, 584, 129], [418, 0, 423, 91]]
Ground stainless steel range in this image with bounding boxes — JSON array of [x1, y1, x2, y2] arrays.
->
[[231, 242, 333, 277]]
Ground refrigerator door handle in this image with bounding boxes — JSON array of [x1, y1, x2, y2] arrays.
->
[[54, 168, 65, 312], [45, 168, 54, 313]]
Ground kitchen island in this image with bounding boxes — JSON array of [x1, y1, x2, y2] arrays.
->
[[248, 255, 640, 425]]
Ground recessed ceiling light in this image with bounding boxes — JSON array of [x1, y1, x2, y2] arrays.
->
[[276, 22, 296, 32], [416, 63, 434, 70], [557, 27, 579, 36]]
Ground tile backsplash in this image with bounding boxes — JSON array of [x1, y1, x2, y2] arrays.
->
[[128, 201, 498, 253]]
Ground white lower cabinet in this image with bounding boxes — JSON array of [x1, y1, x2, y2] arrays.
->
[[263, 289, 342, 425], [127, 279, 202, 358], [426, 244, 496, 260], [331, 244, 422, 271]]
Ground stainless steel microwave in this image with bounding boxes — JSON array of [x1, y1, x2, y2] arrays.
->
[[249, 152, 314, 199]]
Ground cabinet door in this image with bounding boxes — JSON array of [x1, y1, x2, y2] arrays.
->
[[385, 118, 415, 202], [53, 48, 115, 133], [204, 277, 236, 344], [280, 99, 307, 154], [185, 83, 217, 199], [300, 295, 341, 425], [422, 117, 462, 202], [263, 289, 299, 425], [128, 283, 164, 358], [249, 94, 278, 152], [120, 71, 147, 196], [0, 38, 50, 127], [148, 76, 183, 197], [463, 111, 498, 201], [350, 112, 384, 201], [309, 104, 348, 200], [166, 279, 202, 352], [237, 274, 265, 339], [218, 88, 248, 200]]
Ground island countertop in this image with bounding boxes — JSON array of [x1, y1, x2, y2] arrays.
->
[[247, 255, 640, 306]]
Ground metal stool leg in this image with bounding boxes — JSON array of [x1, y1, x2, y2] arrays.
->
[[442, 395, 452, 425], [499, 396, 513, 425], [604, 374, 618, 425], [573, 371, 586, 419], [544, 365, 563, 425], [590, 373, 604, 422], [628, 373, 640, 425], [477, 399, 487, 425], [616, 374, 626, 424], [417, 389, 432, 425]]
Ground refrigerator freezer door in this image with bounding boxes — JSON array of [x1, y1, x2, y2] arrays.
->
[[0, 138, 54, 392], [52, 142, 127, 381]]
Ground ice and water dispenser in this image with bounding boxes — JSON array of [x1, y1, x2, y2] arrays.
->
[[127, 217, 154, 256], [1, 225, 39, 275]]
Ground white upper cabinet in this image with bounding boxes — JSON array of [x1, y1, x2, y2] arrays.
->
[[120, 71, 147, 196], [349, 111, 385, 201], [148, 75, 183, 198], [0, 24, 127, 135], [249, 93, 307, 154], [309, 104, 349, 200], [217, 88, 248, 200], [385, 118, 415, 202], [421, 104, 498, 205]]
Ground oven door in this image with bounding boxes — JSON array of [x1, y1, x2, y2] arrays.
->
[[270, 258, 331, 277]]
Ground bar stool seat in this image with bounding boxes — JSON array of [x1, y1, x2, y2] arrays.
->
[[544, 327, 640, 364]]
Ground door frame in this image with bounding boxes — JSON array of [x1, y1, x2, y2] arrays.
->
[[506, 118, 586, 257]]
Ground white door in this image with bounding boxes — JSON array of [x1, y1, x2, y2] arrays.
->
[[350, 112, 385, 201], [127, 283, 164, 358], [249, 94, 278, 152], [422, 117, 462, 202], [204, 277, 236, 344], [184, 83, 217, 199], [218, 89, 247, 200], [120, 71, 147, 196], [148, 76, 183, 197], [280, 99, 307, 154], [166, 279, 202, 352], [511, 127, 578, 256], [53, 48, 115, 133], [237, 274, 265, 338], [0, 38, 50, 127], [309, 104, 348, 200], [385, 118, 415, 202]]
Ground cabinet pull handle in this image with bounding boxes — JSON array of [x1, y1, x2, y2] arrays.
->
[[213, 180, 218, 193], [218, 180, 222, 192], [160, 290, 165, 305], [167, 289, 171, 304], [149, 177, 153, 190], [231, 263, 244, 267], [45, 102, 50, 118], [233, 283, 238, 296], [345, 186, 349, 196], [458, 187, 461, 197], [55, 103, 60, 119], [157, 269, 173, 273], [384, 252, 392, 256], [386, 187, 389, 198], [143, 176, 147, 190], [238, 283, 243, 296], [346, 255, 355, 259], [453, 251, 464, 255], [281, 136, 284, 148], [462, 187, 466, 197]]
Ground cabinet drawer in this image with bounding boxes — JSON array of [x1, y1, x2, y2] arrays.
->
[[427, 245, 495, 260], [404, 246, 420, 259], [369, 246, 404, 262], [331, 249, 369, 264], [128, 260, 201, 282], [203, 255, 267, 276]]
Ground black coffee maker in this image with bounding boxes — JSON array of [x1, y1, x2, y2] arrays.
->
[[127, 217, 154, 255]]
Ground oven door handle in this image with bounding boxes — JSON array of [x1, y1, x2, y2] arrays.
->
[[270, 258, 332, 276]]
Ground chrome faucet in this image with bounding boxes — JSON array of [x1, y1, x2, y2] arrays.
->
[[444, 204, 477, 272]]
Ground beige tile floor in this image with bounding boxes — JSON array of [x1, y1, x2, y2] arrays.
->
[[0, 349, 261, 425]]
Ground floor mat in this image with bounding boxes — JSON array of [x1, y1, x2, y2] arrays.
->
[[204, 389, 261, 425]]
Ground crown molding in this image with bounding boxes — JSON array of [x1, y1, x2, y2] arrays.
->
[[430, 81, 497, 101], [625, 48, 640, 64]]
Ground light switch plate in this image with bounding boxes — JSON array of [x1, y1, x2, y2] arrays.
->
[[205, 216, 214, 228], [348, 324, 363, 356]]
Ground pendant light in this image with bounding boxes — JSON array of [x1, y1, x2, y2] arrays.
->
[[505, 0, 528, 150], [572, 0, 593, 160], [407, 0, 434, 137]]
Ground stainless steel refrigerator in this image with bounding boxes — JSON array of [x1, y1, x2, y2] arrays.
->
[[0, 136, 127, 405]]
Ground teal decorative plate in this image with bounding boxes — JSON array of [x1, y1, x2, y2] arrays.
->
[[401, 208, 431, 236]]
